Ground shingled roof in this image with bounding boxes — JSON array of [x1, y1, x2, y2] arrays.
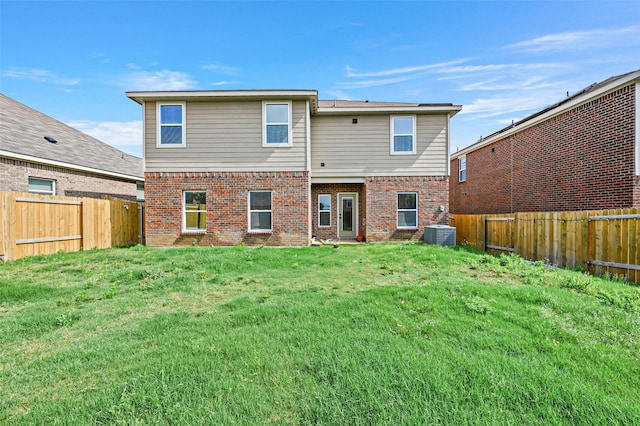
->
[[0, 94, 143, 181]]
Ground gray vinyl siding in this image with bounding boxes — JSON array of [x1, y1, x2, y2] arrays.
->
[[310, 114, 449, 177], [144, 100, 308, 172]]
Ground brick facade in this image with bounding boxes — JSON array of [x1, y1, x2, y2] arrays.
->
[[311, 183, 365, 241], [365, 176, 449, 242], [147, 173, 449, 246], [145, 171, 310, 247], [451, 83, 639, 214], [0, 157, 138, 201]]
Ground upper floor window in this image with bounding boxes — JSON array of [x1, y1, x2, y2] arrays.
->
[[263, 102, 292, 147], [157, 102, 186, 147], [28, 177, 55, 195], [459, 156, 467, 182], [391, 116, 416, 155]]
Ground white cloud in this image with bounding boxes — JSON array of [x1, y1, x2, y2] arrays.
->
[[201, 64, 238, 75], [504, 24, 640, 53], [459, 92, 559, 119], [2, 67, 80, 86], [121, 70, 196, 91], [345, 59, 470, 78], [458, 76, 563, 92], [211, 80, 241, 86], [66, 120, 143, 157], [337, 75, 420, 89]]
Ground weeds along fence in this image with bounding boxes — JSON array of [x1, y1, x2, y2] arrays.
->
[[450, 208, 640, 284], [0, 191, 144, 261]]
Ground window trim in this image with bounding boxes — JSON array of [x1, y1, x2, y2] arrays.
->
[[183, 190, 206, 233], [157, 102, 186, 148], [248, 190, 273, 232], [390, 115, 416, 155], [459, 156, 467, 182], [397, 192, 418, 229], [28, 177, 55, 195], [262, 101, 292, 147], [318, 194, 331, 228]]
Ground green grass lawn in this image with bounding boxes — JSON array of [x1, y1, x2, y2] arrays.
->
[[1, 243, 639, 425]]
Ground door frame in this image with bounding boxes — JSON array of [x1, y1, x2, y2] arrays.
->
[[337, 192, 358, 240]]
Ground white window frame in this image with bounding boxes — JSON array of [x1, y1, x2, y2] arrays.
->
[[28, 177, 55, 195], [157, 102, 186, 147], [459, 156, 467, 182], [390, 115, 416, 155], [248, 190, 273, 232], [397, 192, 418, 229], [318, 194, 331, 228], [183, 191, 206, 233], [263, 101, 292, 147]]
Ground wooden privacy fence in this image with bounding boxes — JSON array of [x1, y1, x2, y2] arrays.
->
[[450, 208, 640, 284], [0, 191, 144, 261]]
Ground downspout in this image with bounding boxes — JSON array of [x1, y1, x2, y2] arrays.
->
[[306, 99, 312, 244], [446, 113, 451, 177]]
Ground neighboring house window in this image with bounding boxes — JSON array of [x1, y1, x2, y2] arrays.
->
[[249, 190, 272, 232], [157, 102, 186, 147], [28, 177, 55, 195], [391, 116, 416, 154], [318, 194, 331, 227], [459, 156, 467, 182], [397, 192, 418, 228], [263, 102, 292, 146], [136, 182, 145, 202], [184, 191, 206, 232]]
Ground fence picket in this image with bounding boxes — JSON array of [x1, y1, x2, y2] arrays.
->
[[1, 191, 142, 261], [453, 208, 639, 284]]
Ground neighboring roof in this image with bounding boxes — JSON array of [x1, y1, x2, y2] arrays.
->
[[0, 94, 143, 181], [451, 69, 640, 160], [126, 89, 462, 117]]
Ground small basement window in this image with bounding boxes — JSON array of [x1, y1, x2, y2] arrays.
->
[[28, 177, 55, 195]]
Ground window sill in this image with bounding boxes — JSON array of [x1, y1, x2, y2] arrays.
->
[[248, 230, 273, 234], [181, 230, 206, 235]]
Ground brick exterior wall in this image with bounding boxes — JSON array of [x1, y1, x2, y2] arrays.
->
[[145, 171, 310, 246], [311, 183, 365, 241], [451, 83, 639, 214], [0, 157, 138, 201], [365, 176, 449, 242]]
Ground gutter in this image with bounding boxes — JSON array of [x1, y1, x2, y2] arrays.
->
[[0, 150, 144, 182]]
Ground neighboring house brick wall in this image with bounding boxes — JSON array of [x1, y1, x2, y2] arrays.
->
[[451, 83, 638, 214], [145, 171, 310, 247], [0, 157, 138, 200], [365, 176, 449, 242]]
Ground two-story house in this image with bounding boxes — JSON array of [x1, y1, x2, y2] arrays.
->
[[126, 90, 461, 246], [450, 69, 640, 214]]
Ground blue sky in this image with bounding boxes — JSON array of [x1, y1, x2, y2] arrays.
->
[[2, 0, 639, 158]]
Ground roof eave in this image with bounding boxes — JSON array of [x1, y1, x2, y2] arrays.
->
[[316, 105, 462, 116], [0, 150, 144, 182], [126, 89, 319, 112]]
